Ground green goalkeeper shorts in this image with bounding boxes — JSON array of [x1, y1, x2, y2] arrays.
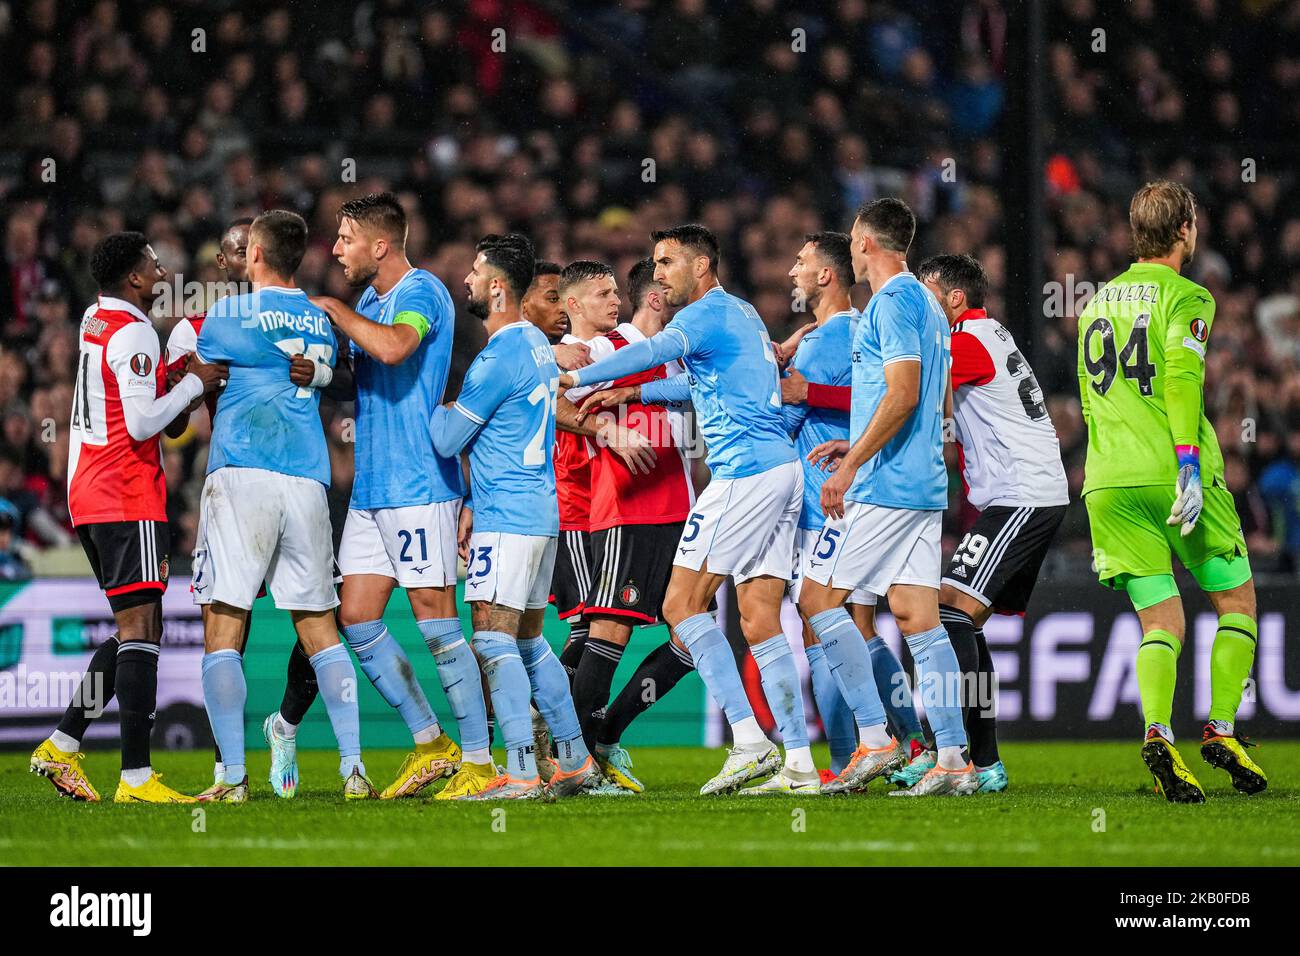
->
[[1084, 478, 1249, 589]]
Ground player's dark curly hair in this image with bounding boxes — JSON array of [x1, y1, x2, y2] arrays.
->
[[90, 231, 150, 291], [533, 260, 563, 279], [627, 257, 657, 310], [651, 224, 719, 273], [805, 231, 854, 290], [251, 209, 309, 277], [854, 198, 915, 254], [559, 259, 614, 295], [916, 253, 988, 309], [338, 191, 408, 247], [476, 233, 535, 300]]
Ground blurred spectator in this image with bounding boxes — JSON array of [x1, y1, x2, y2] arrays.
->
[[0, 500, 32, 581], [2, 0, 1290, 575]]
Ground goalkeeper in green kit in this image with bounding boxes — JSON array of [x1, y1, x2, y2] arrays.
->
[[1078, 181, 1266, 803]]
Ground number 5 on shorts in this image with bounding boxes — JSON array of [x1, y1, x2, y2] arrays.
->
[[815, 527, 841, 560]]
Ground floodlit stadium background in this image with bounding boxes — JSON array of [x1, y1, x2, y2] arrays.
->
[[0, 0, 1297, 745]]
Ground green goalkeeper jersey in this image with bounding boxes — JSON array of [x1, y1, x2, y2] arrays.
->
[[1078, 261, 1223, 494]]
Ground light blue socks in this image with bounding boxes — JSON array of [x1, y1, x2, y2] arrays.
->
[[518, 635, 589, 773], [418, 617, 490, 754], [342, 619, 439, 739], [473, 631, 536, 779], [808, 608, 888, 733], [309, 644, 364, 778], [201, 648, 246, 785], [751, 634, 810, 751], [904, 624, 968, 751], [806, 641, 856, 774]]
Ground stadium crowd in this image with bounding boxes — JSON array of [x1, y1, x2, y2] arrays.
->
[[0, 0, 1297, 576]]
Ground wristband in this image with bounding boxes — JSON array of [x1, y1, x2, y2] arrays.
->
[[310, 361, 334, 389]]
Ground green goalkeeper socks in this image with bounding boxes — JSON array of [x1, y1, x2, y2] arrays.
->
[[1209, 613, 1257, 726], [1136, 630, 1181, 733]]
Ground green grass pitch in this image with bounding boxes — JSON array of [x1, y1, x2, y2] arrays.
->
[[3, 742, 1297, 866]]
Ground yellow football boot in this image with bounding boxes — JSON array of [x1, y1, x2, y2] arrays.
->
[[113, 772, 197, 804], [1140, 730, 1206, 804], [1201, 724, 1267, 795], [380, 734, 462, 799], [434, 760, 498, 800], [595, 743, 645, 793], [30, 739, 99, 802], [343, 765, 379, 800], [196, 776, 249, 803]]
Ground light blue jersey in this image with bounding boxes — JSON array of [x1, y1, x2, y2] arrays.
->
[[783, 310, 854, 530], [198, 286, 336, 485], [570, 286, 795, 480], [431, 321, 559, 536], [847, 272, 949, 510], [351, 268, 464, 510]]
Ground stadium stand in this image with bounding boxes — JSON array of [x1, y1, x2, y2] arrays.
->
[[0, 0, 1295, 578]]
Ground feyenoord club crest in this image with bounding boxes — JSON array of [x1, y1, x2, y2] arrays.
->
[[159, 557, 170, 583], [130, 352, 153, 376], [619, 583, 640, 606]]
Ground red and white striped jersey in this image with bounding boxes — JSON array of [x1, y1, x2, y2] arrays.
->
[[68, 296, 169, 525], [587, 323, 694, 531], [554, 332, 601, 532], [165, 312, 219, 421], [165, 313, 203, 370], [950, 308, 1068, 510]]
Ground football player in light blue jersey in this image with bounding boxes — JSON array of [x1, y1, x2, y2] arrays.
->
[[797, 198, 975, 797], [431, 233, 604, 800], [193, 210, 371, 802], [307, 193, 490, 801], [563, 224, 815, 796], [779, 232, 925, 779]]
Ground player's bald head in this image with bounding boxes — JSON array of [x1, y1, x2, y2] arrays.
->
[[221, 218, 253, 255]]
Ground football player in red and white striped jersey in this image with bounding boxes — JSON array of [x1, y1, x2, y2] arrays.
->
[[31, 232, 226, 804], [562, 258, 701, 790], [918, 253, 1069, 793]]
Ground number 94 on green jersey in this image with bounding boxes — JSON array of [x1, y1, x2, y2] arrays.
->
[[1077, 261, 1224, 494]]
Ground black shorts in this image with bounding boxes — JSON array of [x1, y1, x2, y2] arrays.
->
[[77, 519, 170, 613], [942, 505, 1066, 614], [551, 528, 593, 620], [584, 522, 684, 624]]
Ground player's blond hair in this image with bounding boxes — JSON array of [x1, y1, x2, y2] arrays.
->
[[1129, 181, 1196, 259]]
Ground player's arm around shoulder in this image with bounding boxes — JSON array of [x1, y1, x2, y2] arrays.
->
[[310, 293, 422, 365], [288, 320, 351, 396]]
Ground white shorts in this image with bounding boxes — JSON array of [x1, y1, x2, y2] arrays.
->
[[789, 528, 877, 606], [337, 499, 461, 589], [804, 502, 942, 596], [463, 531, 556, 612], [192, 467, 339, 611], [673, 459, 802, 584]]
